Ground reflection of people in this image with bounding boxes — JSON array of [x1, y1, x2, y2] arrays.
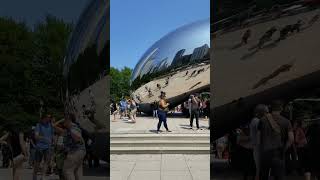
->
[[258, 101, 294, 180], [157, 91, 171, 133], [216, 135, 228, 159], [0, 125, 27, 180], [33, 114, 54, 180], [241, 29, 251, 45]]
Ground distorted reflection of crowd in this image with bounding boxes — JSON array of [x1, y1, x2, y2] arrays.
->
[[214, 100, 320, 180]]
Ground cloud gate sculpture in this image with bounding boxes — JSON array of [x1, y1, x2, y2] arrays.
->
[[212, 2, 320, 139], [131, 19, 210, 114], [63, 0, 109, 161]]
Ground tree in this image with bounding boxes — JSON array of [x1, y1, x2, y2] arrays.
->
[[110, 67, 132, 102], [0, 15, 72, 130]]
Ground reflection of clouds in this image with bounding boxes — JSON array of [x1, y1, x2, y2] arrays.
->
[[131, 18, 210, 82]]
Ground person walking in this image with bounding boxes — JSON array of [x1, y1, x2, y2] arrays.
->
[[119, 98, 127, 119], [0, 124, 28, 180], [157, 91, 171, 133], [258, 100, 294, 180], [152, 101, 158, 119], [189, 94, 201, 130], [250, 104, 269, 180], [54, 114, 86, 180], [128, 99, 137, 123], [33, 114, 54, 180]]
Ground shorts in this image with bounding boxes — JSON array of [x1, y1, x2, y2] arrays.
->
[[35, 149, 51, 163]]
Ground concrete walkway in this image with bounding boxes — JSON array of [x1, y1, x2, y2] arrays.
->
[[111, 116, 210, 179], [111, 154, 209, 180], [111, 115, 210, 134]]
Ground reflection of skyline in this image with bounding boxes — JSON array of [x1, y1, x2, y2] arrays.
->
[[131, 19, 210, 82], [136, 43, 210, 79], [171, 43, 209, 67]]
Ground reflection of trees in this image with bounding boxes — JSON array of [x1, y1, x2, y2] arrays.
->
[[67, 42, 109, 93]]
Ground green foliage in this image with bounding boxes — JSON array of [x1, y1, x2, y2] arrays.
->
[[110, 67, 132, 102], [0, 15, 72, 131]]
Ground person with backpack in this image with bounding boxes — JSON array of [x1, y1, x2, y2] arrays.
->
[[189, 94, 201, 130], [33, 114, 54, 180], [54, 114, 86, 180], [258, 100, 294, 180]]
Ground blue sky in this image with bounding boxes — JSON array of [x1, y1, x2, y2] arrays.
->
[[111, 0, 210, 69], [0, 0, 88, 27]]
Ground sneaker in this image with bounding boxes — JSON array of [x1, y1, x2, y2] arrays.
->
[[156, 131, 160, 134], [166, 130, 172, 132]]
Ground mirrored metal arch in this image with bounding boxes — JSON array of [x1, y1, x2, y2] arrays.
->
[[63, 0, 109, 162], [131, 19, 210, 113]]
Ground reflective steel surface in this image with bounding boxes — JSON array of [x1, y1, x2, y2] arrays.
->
[[131, 19, 210, 113], [131, 19, 210, 89], [63, 0, 109, 161], [212, 2, 320, 139]]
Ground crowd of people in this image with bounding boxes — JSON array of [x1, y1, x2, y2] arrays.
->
[[214, 100, 320, 180], [0, 112, 101, 180], [110, 97, 138, 123], [111, 91, 210, 134]]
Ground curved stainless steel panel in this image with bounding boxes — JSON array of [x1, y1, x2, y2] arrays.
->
[[63, 0, 109, 161], [131, 19, 210, 113], [212, 2, 320, 139]]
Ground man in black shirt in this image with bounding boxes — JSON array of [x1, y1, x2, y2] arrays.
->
[[258, 100, 294, 180]]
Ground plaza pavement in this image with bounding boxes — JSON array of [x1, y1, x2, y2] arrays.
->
[[111, 115, 210, 134], [111, 115, 210, 180], [111, 154, 209, 180]]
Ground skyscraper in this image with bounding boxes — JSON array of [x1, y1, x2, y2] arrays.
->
[[190, 44, 209, 62]]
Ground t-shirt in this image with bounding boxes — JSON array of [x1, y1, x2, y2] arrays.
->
[[35, 122, 54, 150], [258, 113, 292, 152], [120, 100, 127, 110], [250, 117, 260, 147]]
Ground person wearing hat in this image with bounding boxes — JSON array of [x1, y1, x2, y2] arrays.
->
[[157, 91, 171, 133]]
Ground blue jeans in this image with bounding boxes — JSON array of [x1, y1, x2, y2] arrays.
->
[[157, 110, 168, 131]]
